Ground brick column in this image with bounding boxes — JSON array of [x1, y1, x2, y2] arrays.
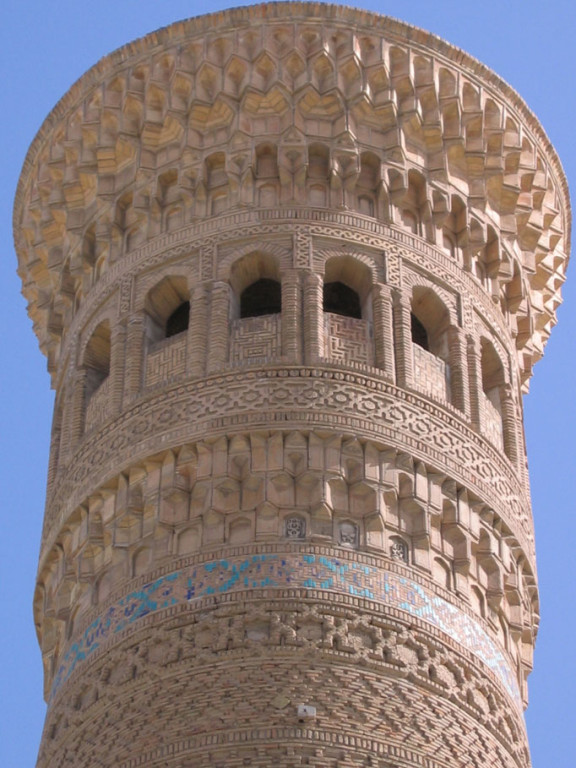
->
[[207, 281, 230, 373], [303, 272, 323, 364], [187, 283, 208, 377], [501, 384, 520, 466], [281, 269, 302, 362], [70, 368, 87, 445], [447, 326, 470, 417], [373, 284, 395, 380], [467, 335, 484, 433], [109, 321, 126, 415], [392, 290, 413, 389], [46, 400, 63, 493], [124, 312, 145, 401]]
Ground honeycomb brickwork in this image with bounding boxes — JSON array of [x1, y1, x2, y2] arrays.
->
[[13, 4, 570, 767]]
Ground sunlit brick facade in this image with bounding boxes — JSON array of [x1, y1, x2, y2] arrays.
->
[[14, 5, 570, 766]]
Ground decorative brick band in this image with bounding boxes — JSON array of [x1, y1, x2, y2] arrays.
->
[[53, 552, 520, 705]]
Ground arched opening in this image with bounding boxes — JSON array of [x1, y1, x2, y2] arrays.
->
[[82, 320, 111, 432], [230, 253, 281, 318], [229, 253, 283, 363], [82, 224, 97, 273], [410, 313, 429, 350], [240, 278, 281, 318], [322, 256, 374, 365], [84, 321, 111, 400], [256, 144, 279, 178], [323, 282, 361, 319], [166, 301, 190, 338], [324, 257, 372, 319], [480, 338, 505, 449], [145, 276, 189, 343], [411, 287, 451, 403], [411, 287, 449, 360], [144, 276, 189, 387]]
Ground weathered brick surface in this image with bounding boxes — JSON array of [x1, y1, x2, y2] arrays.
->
[[13, 4, 570, 767]]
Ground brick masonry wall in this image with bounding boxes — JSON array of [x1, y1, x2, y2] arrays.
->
[[14, 5, 570, 767]]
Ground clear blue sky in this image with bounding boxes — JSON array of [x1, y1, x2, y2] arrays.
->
[[1, 1, 574, 766]]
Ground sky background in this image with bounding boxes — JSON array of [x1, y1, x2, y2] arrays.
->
[[1, 1, 574, 766]]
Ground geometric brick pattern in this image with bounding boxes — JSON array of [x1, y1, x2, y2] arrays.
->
[[323, 314, 373, 366], [50, 552, 520, 704], [145, 336, 187, 388], [230, 315, 281, 364], [412, 344, 450, 404], [13, 4, 570, 767]]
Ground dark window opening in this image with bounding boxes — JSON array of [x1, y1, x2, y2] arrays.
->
[[240, 279, 281, 318], [323, 282, 361, 319], [166, 301, 190, 338], [411, 313, 429, 350]]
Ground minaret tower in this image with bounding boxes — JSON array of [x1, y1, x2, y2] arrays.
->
[[14, 5, 570, 767]]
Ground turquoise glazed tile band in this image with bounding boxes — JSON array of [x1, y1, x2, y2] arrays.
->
[[52, 552, 520, 705]]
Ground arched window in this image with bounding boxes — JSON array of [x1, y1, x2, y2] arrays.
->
[[411, 288, 449, 360], [240, 278, 281, 318], [411, 287, 451, 403], [480, 338, 505, 449], [229, 252, 282, 320], [166, 301, 190, 338], [145, 276, 189, 343], [323, 281, 361, 319], [322, 256, 374, 365], [323, 256, 372, 321], [84, 321, 111, 399], [477, 225, 499, 288], [229, 253, 283, 364], [410, 313, 429, 350]]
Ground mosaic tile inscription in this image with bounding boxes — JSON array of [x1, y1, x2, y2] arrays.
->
[[52, 553, 519, 704]]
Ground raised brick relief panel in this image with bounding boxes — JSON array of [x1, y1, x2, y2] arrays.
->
[[13, 5, 570, 768], [49, 552, 521, 705], [412, 344, 450, 404], [483, 392, 505, 450], [37, 432, 533, 708], [144, 335, 187, 388], [39, 596, 528, 768], [230, 315, 281, 364], [84, 378, 110, 432], [43, 369, 535, 562], [323, 314, 373, 366]]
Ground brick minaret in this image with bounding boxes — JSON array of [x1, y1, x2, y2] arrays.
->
[[13, 5, 570, 767]]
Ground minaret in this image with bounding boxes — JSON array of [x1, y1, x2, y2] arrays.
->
[[13, 5, 570, 767]]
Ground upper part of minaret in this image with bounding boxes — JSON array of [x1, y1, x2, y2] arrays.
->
[[13, 2, 570, 391]]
